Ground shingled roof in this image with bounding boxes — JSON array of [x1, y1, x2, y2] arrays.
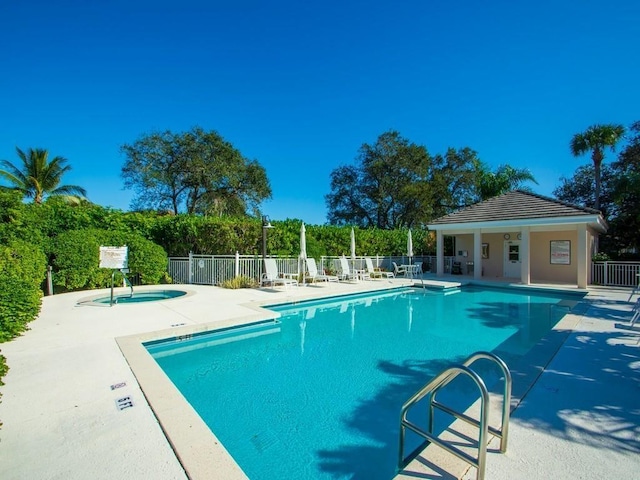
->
[[428, 190, 604, 226]]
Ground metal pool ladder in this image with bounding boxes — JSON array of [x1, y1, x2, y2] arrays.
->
[[398, 351, 512, 480]]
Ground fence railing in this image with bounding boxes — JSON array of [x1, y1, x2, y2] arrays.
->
[[167, 253, 445, 286], [319, 255, 440, 275], [591, 261, 640, 287], [168, 253, 300, 286], [169, 256, 640, 288]]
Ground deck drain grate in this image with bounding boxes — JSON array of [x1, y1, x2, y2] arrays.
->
[[171, 322, 186, 327], [116, 396, 134, 411], [110, 382, 127, 390]]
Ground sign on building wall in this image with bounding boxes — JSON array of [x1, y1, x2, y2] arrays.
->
[[99, 246, 128, 269], [550, 240, 571, 265]]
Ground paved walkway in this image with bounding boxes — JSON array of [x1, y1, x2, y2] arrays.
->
[[472, 287, 640, 479], [0, 280, 638, 479]]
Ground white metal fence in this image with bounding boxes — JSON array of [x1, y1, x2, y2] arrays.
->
[[168, 256, 640, 288], [168, 253, 300, 286], [167, 253, 442, 286], [591, 261, 640, 287]]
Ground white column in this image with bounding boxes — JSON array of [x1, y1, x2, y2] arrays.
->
[[520, 227, 530, 285], [577, 224, 588, 288], [473, 229, 482, 279], [437, 230, 444, 277]]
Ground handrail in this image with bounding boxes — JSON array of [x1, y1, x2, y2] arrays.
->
[[398, 351, 512, 480], [109, 269, 134, 306], [122, 270, 134, 298], [434, 351, 511, 452]]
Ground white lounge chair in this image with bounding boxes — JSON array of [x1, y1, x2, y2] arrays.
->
[[412, 262, 423, 277], [260, 258, 298, 289], [630, 298, 640, 327], [306, 258, 339, 283], [336, 257, 358, 281], [365, 257, 394, 279], [393, 262, 407, 276]]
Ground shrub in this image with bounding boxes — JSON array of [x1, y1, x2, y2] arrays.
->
[[220, 275, 258, 289], [0, 351, 6, 426], [0, 276, 42, 342], [117, 233, 170, 285], [50, 229, 170, 292], [0, 240, 46, 341], [0, 354, 7, 381], [0, 239, 47, 285], [49, 229, 106, 291]]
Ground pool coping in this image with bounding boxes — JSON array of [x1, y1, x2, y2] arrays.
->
[[116, 282, 408, 479], [116, 281, 589, 480], [77, 287, 196, 306]]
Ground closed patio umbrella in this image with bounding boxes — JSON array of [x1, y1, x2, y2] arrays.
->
[[407, 229, 414, 278], [300, 222, 307, 284], [350, 227, 356, 278]]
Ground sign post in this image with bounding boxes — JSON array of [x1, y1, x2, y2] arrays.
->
[[99, 246, 130, 306]]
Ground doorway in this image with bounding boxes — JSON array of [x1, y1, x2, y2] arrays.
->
[[503, 241, 521, 278]]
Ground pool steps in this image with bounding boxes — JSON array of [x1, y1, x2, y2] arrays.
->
[[398, 351, 512, 480]]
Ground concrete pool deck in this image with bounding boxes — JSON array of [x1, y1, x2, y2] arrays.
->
[[0, 278, 639, 479]]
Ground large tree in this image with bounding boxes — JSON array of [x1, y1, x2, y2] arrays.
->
[[474, 163, 537, 201], [555, 122, 640, 258], [326, 131, 434, 228], [608, 121, 640, 256], [121, 127, 271, 215], [429, 147, 480, 217], [570, 123, 625, 210], [325, 131, 481, 228], [0, 147, 87, 204], [553, 164, 616, 219]]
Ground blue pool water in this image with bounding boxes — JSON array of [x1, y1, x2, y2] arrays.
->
[[146, 286, 581, 480], [92, 289, 186, 304]]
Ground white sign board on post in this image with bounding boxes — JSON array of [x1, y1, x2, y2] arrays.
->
[[99, 246, 129, 269]]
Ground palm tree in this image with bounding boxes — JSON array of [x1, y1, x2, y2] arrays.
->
[[570, 124, 625, 210], [0, 147, 87, 204], [475, 163, 538, 201]]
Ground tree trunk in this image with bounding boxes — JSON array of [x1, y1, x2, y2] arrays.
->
[[592, 149, 604, 211]]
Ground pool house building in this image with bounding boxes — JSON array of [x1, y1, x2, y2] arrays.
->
[[427, 190, 608, 288]]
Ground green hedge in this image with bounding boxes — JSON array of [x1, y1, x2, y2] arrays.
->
[[0, 276, 43, 342], [0, 240, 46, 341], [50, 228, 169, 292], [146, 215, 436, 257]]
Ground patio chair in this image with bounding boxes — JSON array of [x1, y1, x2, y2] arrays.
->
[[336, 257, 358, 281], [628, 273, 640, 301], [412, 262, 423, 276], [392, 262, 406, 276], [365, 257, 394, 279], [260, 258, 298, 289], [630, 298, 640, 327], [306, 258, 339, 283]]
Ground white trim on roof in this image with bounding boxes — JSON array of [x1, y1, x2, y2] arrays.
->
[[427, 214, 607, 233]]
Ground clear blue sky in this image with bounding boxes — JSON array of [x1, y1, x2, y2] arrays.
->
[[1, 1, 639, 225]]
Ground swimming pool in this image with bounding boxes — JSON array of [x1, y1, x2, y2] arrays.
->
[[146, 286, 581, 479]]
